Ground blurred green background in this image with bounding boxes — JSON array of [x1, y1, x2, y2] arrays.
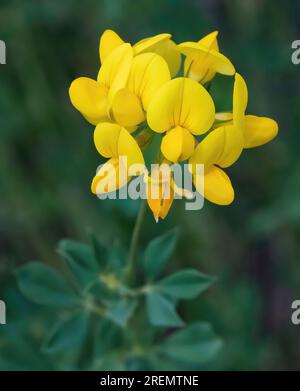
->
[[1, 0, 300, 370]]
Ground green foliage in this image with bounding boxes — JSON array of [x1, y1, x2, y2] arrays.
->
[[15, 263, 79, 307], [157, 269, 216, 299], [142, 230, 216, 327], [146, 291, 184, 327], [58, 239, 101, 290], [159, 322, 223, 366], [9, 229, 221, 370], [42, 312, 89, 354], [143, 227, 179, 279], [105, 298, 138, 327]]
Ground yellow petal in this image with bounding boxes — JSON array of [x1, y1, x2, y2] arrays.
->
[[118, 127, 145, 168], [147, 185, 174, 221], [184, 31, 219, 83], [161, 126, 195, 162], [69, 77, 109, 125], [189, 127, 224, 169], [152, 39, 181, 77], [179, 41, 235, 78], [189, 124, 243, 170], [233, 73, 248, 128], [91, 157, 129, 195], [111, 88, 145, 127], [99, 29, 124, 64], [97, 43, 133, 104], [147, 77, 215, 135], [193, 165, 234, 205], [244, 115, 278, 148], [125, 125, 138, 134], [134, 33, 171, 55], [146, 166, 174, 221], [127, 53, 170, 110], [198, 31, 219, 49], [215, 125, 244, 168], [94, 122, 121, 158], [94, 123, 145, 168]]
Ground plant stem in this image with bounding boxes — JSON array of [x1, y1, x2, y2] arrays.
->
[[126, 200, 147, 285]]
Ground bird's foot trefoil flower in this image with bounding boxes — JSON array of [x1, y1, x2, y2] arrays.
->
[[69, 29, 279, 221]]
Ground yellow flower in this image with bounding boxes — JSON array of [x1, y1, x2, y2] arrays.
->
[[145, 162, 195, 221], [189, 73, 278, 205], [69, 43, 133, 126], [69, 42, 170, 129], [91, 123, 145, 195], [213, 73, 278, 160], [178, 31, 235, 84], [146, 165, 175, 222], [110, 52, 170, 128], [147, 77, 215, 162], [69, 27, 278, 219], [189, 130, 236, 206], [99, 29, 181, 77], [234, 74, 279, 149]]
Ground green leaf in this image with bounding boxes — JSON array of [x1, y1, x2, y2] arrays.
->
[[105, 298, 138, 327], [146, 291, 184, 327], [89, 233, 109, 269], [159, 322, 222, 365], [143, 228, 179, 280], [42, 312, 89, 354], [59, 239, 98, 270], [58, 239, 99, 290], [107, 241, 127, 275], [16, 262, 79, 307], [157, 269, 216, 299], [93, 319, 123, 357]]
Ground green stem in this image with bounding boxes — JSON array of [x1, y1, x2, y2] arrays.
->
[[126, 200, 147, 285]]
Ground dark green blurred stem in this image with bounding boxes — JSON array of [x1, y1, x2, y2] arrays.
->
[[126, 200, 147, 285]]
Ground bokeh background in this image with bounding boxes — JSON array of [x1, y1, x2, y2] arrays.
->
[[1, 0, 300, 370]]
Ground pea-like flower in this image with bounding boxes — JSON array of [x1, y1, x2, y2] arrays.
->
[[147, 77, 215, 162], [110, 52, 170, 128], [91, 123, 144, 195], [69, 41, 170, 129], [189, 73, 278, 205], [145, 164, 175, 222], [69, 43, 133, 125], [99, 29, 181, 77], [178, 31, 235, 84]]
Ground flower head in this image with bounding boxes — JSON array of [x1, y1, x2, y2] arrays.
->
[[69, 28, 278, 221]]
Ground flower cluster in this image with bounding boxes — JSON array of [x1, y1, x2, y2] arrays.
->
[[69, 29, 278, 221]]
